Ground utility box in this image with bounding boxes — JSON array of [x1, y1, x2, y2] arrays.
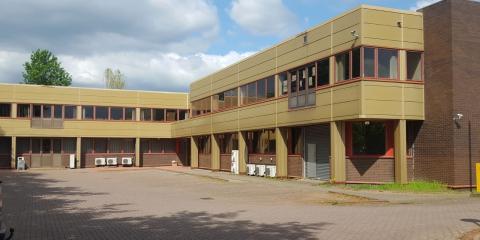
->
[[17, 157, 25, 171], [231, 150, 239, 174], [69, 154, 75, 169]]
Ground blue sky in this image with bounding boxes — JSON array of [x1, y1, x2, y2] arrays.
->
[[0, 0, 437, 92]]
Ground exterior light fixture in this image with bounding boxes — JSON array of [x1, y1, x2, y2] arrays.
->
[[350, 30, 359, 39]]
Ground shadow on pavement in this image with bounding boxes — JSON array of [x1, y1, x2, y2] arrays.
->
[[1, 171, 330, 239]]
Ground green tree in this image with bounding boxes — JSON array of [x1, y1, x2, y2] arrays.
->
[[104, 68, 126, 89], [22, 49, 72, 86]]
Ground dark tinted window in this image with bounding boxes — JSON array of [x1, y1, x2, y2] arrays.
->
[[110, 107, 123, 120], [17, 104, 30, 118], [54, 105, 62, 119], [317, 59, 329, 86], [64, 106, 76, 119], [352, 122, 386, 155], [0, 104, 11, 117], [82, 106, 93, 120], [95, 106, 108, 120]]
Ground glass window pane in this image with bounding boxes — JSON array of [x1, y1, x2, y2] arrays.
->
[[95, 106, 108, 120], [153, 109, 165, 121], [364, 47, 375, 77], [307, 65, 316, 88], [0, 104, 11, 117], [164, 140, 176, 153], [352, 122, 386, 155], [299, 68, 306, 91], [64, 106, 76, 119], [240, 85, 248, 105], [42, 139, 51, 153], [33, 105, 42, 118], [151, 139, 162, 153], [378, 49, 398, 79], [166, 109, 177, 121], [352, 48, 361, 78], [81, 138, 94, 154], [279, 73, 288, 95], [54, 105, 62, 119], [110, 107, 123, 120], [179, 110, 188, 120], [317, 59, 329, 86], [32, 138, 41, 153], [124, 139, 135, 153], [16, 138, 30, 154], [407, 51, 422, 80], [62, 138, 76, 153], [43, 105, 52, 118], [140, 108, 151, 121], [82, 106, 93, 120], [290, 70, 297, 93], [125, 108, 135, 121], [53, 139, 61, 153], [17, 104, 30, 118], [108, 138, 123, 153], [94, 138, 107, 153], [247, 82, 256, 104], [266, 76, 275, 98], [336, 52, 350, 81], [257, 79, 266, 100]]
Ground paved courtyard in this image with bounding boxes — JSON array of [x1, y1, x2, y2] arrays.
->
[[1, 167, 479, 240]]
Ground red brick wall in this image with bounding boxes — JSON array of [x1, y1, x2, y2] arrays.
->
[[220, 154, 231, 171], [287, 155, 302, 178], [346, 157, 394, 183], [142, 153, 179, 167], [198, 154, 211, 169]]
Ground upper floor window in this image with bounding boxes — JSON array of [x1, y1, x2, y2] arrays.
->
[[54, 105, 62, 119], [240, 76, 275, 106], [17, 104, 30, 118], [64, 106, 76, 119], [82, 106, 94, 120], [0, 103, 11, 117], [95, 106, 108, 120], [179, 110, 188, 120], [166, 109, 177, 121], [317, 59, 330, 86], [336, 51, 350, 81], [279, 73, 288, 96], [153, 109, 165, 121], [191, 97, 211, 117], [125, 108, 135, 121], [213, 88, 238, 111], [140, 108, 152, 121], [110, 107, 123, 120], [407, 51, 423, 81], [378, 49, 398, 79]]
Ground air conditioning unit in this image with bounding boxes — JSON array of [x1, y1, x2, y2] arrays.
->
[[106, 157, 117, 166], [246, 164, 256, 176], [121, 157, 133, 166], [69, 154, 75, 169], [95, 158, 106, 166], [17, 156, 26, 170], [265, 165, 276, 177], [255, 165, 266, 177]]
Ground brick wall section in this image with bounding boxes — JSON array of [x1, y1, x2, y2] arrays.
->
[[220, 154, 231, 171], [346, 157, 395, 183], [287, 155, 302, 178], [142, 154, 180, 167], [198, 154, 211, 169], [414, 0, 480, 186]]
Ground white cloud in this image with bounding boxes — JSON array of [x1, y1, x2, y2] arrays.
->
[[229, 0, 300, 37], [409, 0, 441, 10], [0, 50, 254, 92]]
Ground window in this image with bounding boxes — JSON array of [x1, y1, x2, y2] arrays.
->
[[407, 51, 422, 80], [108, 138, 123, 153], [81, 138, 94, 154], [54, 105, 62, 119], [94, 138, 107, 153], [140, 108, 152, 121], [352, 48, 361, 79], [307, 65, 316, 88], [0, 104, 11, 117], [289, 128, 303, 155], [124, 139, 135, 153], [64, 106, 76, 119], [257, 79, 266, 100], [219, 133, 238, 154], [290, 70, 298, 93], [266, 76, 275, 98], [197, 136, 211, 154], [110, 107, 123, 120], [240, 77, 275, 106], [33, 105, 42, 118], [82, 106, 94, 120], [17, 104, 30, 118], [247, 82, 256, 104], [63, 138, 76, 153], [166, 109, 177, 121], [352, 122, 386, 155], [336, 52, 350, 81], [179, 110, 188, 120], [42, 139, 51, 153], [247, 129, 275, 154], [95, 106, 108, 120], [279, 73, 288, 95], [317, 59, 329, 86], [16, 138, 30, 154], [125, 108, 135, 121], [363, 47, 375, 77], [378, 49, 398, 79], [32, 138, 41, 153], [299, 68, 306, 91], [43, 105, 52, 118], [53, 139, 61, 153], [153, 109, 165, 121], [191, 97, 211, 117], [213, 88, 238, 111]]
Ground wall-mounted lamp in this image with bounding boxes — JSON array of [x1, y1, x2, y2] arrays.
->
[[350, 30, 359, 39]]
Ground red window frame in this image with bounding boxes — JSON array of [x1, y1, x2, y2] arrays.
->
[[345, 121, 394, 158]]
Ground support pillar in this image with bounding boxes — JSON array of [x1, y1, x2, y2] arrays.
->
[[190, 137, 199, 168], [10, 136, 16, 169], [11, 103, 17, 118], [211, 134, 220, 171], [238, 131, 247, 174], [394, 120, 408, 184], [135, 137, 141, 167], [330, 121, 346, 183], [76, 137, 81, 168], [275, 127, 288, 177]]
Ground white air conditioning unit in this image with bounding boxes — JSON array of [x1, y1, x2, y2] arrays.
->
[[231, 150, 239, 174], [69, 154, 75, 169], [247, 164, 256, 176], [95, 157, 106, 166], [106, 157, 117, 166], [17, 156, 26, 170], [121, 157, 133, 166], [255, 165, 266, 177], [265, 165, 276, 177]]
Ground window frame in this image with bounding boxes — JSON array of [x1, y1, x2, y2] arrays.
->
[[406, 50, 424, 81], [345, 121, 394, 158], [63, 105, 77, 120], [0, 103, 12, 118]]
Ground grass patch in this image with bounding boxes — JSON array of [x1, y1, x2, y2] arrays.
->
[[347, 181, 450, 193]]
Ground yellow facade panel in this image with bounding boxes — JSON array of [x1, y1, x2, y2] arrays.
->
[[306, 37, 331, 58], [363, 23, 402, 42], [212, 74, 238, 94], [332, 100, 360, 118], [307, 24, 331, 43], [402, 14, 423, 30], [403, 28, 424, 45], [238, 58, 276, 84], [277, 35, 305, 56], [363, 100, 403, 116], [332, 9, 361, 33], [239, 48, 276, 71], [362, 8, 401, 27]]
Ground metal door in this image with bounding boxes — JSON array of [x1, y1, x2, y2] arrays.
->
[[305, 125, 330, 179]]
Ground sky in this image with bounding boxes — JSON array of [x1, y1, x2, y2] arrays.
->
[[0, 0, 442, 92]]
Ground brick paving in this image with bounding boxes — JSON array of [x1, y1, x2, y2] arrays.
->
[[1, 168, 479, 240]]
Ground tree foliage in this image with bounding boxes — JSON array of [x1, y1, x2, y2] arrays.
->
[[22, 49, 72, 86], [104, 68, 126, 89]]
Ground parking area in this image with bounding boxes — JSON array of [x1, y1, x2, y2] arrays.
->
[[1, 168, 480, 240]]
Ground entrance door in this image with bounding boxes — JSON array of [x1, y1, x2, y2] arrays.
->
[[305, 125, 330, 179]]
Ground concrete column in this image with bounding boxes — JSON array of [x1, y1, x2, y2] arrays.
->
[[399, 50, 407, 81], [394, 120, 408, 184], [190, 137, 199, 168], [238, 131, 247, 174], [211, 134, 220, 171], [135, 107, 141, 121], [10, 136, 16, 169], [330, 121, 346, 183], [135, 138, 141, 167], [329, 56, 335, 85], [76, 105, 82, 120], [11, 103, 17, 118], [275, 127, 288, 177], [76, 137, 81, 168]]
